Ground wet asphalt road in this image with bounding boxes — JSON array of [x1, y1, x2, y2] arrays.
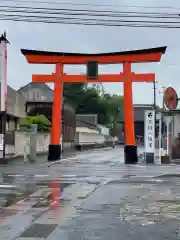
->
[[1, 147, 180, 239]]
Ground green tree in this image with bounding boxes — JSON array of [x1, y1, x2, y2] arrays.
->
[[64, 82, 124, 125], [77, 87, 110, 125], [105, 94, 124, 122], [20, 115, 51, 132], [63, 82, 86, 107]]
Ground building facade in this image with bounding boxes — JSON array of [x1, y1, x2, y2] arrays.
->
[[0, 84, 26, 146]]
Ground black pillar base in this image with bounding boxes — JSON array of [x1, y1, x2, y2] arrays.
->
[[0, 158, 8, 165], [145, 152, 154, 164], [161, 155, 170, 164], [48, 144, 61, 162], [124, 145, 138, 164]]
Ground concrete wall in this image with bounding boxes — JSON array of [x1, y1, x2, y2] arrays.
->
[[5, 131, 50, 157], [5, 127, 111, 158], [2, 119, 114, 158]]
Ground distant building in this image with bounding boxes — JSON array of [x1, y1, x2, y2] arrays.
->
[[17, 82, 76, 143], [118, 104, 157, 138], [1, 85, 26, 131], [76, 114, 98, 125], [133, 104, 155, 137], [97, 124, 110, 136], [0, 84, 26, 145]]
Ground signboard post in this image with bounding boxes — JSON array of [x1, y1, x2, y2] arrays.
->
[[144, 110, 155, 164], [164, 115, 172, 157], [156, 112, 162, 163], [0, 134, 4, 151], [29, 124, 37, 162]]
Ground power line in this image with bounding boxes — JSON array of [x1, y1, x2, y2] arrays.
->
[[1, 7, 180, 19], [1, 13, 180, 25], [0, 4, 179, 16], [1, 7, 180, 25], [1, 3, 180, 28], [1, 16, 180, 28], [2, 0, 180, 11], [1, 4, 180, 23]]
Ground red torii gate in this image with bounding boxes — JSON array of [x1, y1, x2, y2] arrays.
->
[[21, 47, 166, 163]]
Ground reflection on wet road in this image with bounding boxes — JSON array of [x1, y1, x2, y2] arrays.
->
[[1, 147, 180, 239]]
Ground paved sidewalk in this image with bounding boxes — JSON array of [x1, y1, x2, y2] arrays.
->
[[0, 182, 98, 240], [5, 146, 116, 167], [6, 150, 77, 166]]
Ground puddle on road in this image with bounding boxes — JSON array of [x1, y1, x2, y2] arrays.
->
[[0, 173, 76, 210], [0, 172, 100, 211], [0, 174, 37, 208], [0, 177, 78, 224]]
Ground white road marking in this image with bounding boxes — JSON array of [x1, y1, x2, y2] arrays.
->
[[35, 175, 49, 178], [6, 175, 24, 177], [0, 184, 16, 188], [17, 197, 29, 204]]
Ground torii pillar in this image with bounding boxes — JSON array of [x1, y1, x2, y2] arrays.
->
[[21, 47, 166, 163]]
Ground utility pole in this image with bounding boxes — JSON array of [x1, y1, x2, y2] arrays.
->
[[0, 32, 9, 164], [158, 86, 166, 149], [161, 87, 166, 135]]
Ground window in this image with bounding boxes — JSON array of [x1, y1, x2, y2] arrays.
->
[[33, 91, 36, 100], [41, 95, 46, 100], [36, 90, 40, 100]]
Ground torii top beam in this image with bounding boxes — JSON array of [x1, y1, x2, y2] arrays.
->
[[21, 46, 166, 64]]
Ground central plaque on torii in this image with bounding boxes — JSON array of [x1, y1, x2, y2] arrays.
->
[[21, 46, 166, 164]]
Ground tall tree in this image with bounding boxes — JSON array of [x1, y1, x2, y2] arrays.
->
[[63, 82, 86, 107], [64, 83, 124, 125], [105, 94, 124, 122], [76, 87, 110, 125]]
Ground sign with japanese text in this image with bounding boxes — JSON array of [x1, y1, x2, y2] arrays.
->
[[144, 110, 155, 153], [0, 134, 4, 151]]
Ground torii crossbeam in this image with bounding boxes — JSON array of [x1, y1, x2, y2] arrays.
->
[[21, 46, 166, 163]]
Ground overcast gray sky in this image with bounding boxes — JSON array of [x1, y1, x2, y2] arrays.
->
[[1, 0, 180, 106]]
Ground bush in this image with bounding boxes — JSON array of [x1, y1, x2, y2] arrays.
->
[[20, 115, 51, 132]]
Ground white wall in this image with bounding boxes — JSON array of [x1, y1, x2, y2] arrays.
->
[[172, 114, 180, 138], [75, 126, 113, 145], [97, 124, 110, 136], [75, 132, 105, 145]]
